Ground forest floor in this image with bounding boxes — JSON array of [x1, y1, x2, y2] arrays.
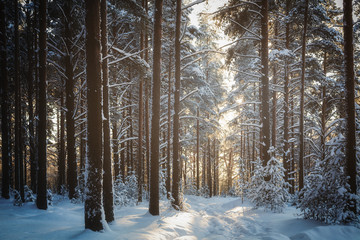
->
[[0, 195, 359, 240]]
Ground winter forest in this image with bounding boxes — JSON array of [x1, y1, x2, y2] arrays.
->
[[0, 0, 360, 239]]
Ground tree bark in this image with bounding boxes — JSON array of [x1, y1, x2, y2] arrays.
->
[[58, 92, 66, 192], [14, 0, 25, 203], [283, 0, 290, 189], [101, 0, 114, 223], [149, 0, 163, 216], [166, 52, 172, 198], [299, 0, 309, 191], [343, 0, 357, 215], [36, 0, 47, 210], [196, 108, 200, 191], [63, 0, 77, 200], [260, 0, 270, 168], [0, 0, 10, 199], [85, 0, 104, 231]]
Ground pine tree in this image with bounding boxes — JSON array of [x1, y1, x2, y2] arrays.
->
[[36, 0, 47, 210], [0, 0, 10, 199], [84, 0, 104, 231], [343, 0, 357, 216], [101, 0, 114, 223], [149, 0, 163, 216]]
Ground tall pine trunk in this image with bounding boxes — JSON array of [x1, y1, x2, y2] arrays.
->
[[343, 0, 357, 215], [283, 0, 290, 189], [0, 0, 10, 199], [149, 0, 163, 216], [101, 0, 114, 223], [14, 0, 25, 202], [85, 0, 104, 231], [299, 0, 309, 191], [260, 0, 270, 167], [36, 0, 47, 210], [63, 0, 77, 200]]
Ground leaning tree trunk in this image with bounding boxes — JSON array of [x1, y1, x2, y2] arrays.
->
[[149, 0, 163, 216], [0, 0, 10, 199], [101, 0, 114, 223], [36, 0, 47, 210], [343, 0, 357, 215], [84, 0, 104, 231], [299, 0, 309, 191]]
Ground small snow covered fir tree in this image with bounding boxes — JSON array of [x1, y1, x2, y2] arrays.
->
[[248, 147, 289, 212], [298, 135, 358, 223]]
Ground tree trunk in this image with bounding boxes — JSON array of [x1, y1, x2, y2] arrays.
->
[[166, 52, 172, 198], [26, 1, 36, 194], [0, 0, 10, 199], [63, 0, 77, 200], [299, 0, 309, 191], [343, 0, 357, 215], [260, 0, 270, 168], [36, 0, 47, 210], [149, 0, 163, 216], [58, 92, 66, 192], [207, 138, 212, 197], [85, 0, 104, 231], [283, 0, 290, 188], [171, 0, 181, 210], [14, 0, 25, 203], [113, 121, 119, 181], [321, 52, 327, 162], [196, 108, 200, 191], [101, 0, 114, 223]]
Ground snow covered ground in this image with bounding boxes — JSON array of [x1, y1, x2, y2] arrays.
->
[[0, 195, 359, 240]]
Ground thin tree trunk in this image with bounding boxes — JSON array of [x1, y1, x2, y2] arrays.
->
[[84, 0, 104, 231], [26, 1, 36, 193], [149, 0, 163, 216], [63, 0, 77, 200], [14, 0, 25, 202], [299, 0, 309, 191], [283, 0, 290, 188], [36, 0, 47, 210], [58, 92, 66, 192], [172, 0, 181, 210], [321, 52, 327, 162], [196, 108, 200, 191], [207, 138, 212, 197], [101, 0, 114, 223], [166, 53, 172, 198], [260, 0, 270, 168]]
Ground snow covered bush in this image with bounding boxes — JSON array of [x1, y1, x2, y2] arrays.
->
[[248, 148, 289, 212], [298, 135, 358, 223], [24, 185, 35, 202], [114, 174, 138, 207]]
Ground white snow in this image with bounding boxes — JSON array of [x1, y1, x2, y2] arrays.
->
[[0, 195, 359, 240]]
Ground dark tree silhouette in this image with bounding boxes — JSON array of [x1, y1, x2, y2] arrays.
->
[[0, 0, 10, 199], [84, 0, 104, 231], [36, 0, 48, 210], [343, 0, 357, 215]]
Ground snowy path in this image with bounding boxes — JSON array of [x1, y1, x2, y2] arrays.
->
[[0, 195, 359, 240]]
